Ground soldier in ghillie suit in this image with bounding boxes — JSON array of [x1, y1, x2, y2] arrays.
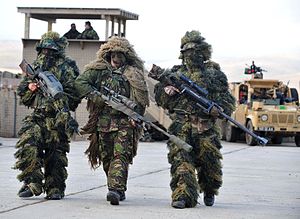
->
[[75, 36, 149, 205], [154, 30, 235, 208], [77, 21, 99, 40], [15, 31, 80, 200]]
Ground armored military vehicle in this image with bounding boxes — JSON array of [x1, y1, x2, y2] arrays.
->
[[220, 61, 300, 146]]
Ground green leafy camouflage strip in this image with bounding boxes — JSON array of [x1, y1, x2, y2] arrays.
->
[[196, 137, 223, 195], [14, 111, 70, 195], [15, 31, 79, 197], [154, 31, 235, 206]]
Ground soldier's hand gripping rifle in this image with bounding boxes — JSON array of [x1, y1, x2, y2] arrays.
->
[[19, 59, 79, 134], [91, 86, 193, 152], [149, 64, 268, 146], [19, 59, 65, 100]]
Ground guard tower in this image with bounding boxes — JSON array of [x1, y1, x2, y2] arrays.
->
[[17, 7, 139, 72]]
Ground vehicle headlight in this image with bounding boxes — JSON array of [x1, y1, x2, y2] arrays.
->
[[297, 115, 300, 122], [261, 114, 268, 122]]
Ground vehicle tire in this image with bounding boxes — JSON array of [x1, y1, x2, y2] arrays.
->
[[291, 88, 299, 104], [295, 134, 300, 147], [225, 121, 237, 142], [272, 136, 283, 144], [245, 120, 257, 146]]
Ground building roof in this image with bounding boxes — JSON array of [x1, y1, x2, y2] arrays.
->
[[17, 7, 139, 21]]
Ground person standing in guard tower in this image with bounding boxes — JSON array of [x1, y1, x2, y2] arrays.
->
[[63, 23, 80, 39], [77, 21, 99, 40]]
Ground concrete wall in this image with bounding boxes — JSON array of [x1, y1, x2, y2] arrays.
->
[[0, 89, 34, 137], [0, 90, 18, 137], [22, 39, 105, 72]]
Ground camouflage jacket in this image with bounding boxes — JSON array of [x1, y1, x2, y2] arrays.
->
[[154, 65, 235, 130], [77, 27, 99, 40], [75, 62, 148, 132], [17, 57, 80, 113]]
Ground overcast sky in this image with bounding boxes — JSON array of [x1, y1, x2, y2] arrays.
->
[[1, 0, 300, 87]]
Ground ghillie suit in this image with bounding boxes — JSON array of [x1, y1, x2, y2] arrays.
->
[[14, 31, 80, 199], [154, 30, 235, 208], [75, 36, 149, 203]]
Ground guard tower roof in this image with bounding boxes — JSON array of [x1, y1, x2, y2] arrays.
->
[[17, 7, 139, 40], [17, 7, 139, 21]]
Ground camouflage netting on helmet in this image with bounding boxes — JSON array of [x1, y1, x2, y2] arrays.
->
[[96, 36, 144, 70], [36, 31, 68, 56], [180, 30, 212, 61], [85, 36, 149, 107]]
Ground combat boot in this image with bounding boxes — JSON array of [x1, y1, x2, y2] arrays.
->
[[45, 188, 64, 200], [18, 185, 34, 198], [45, 193, 63, 200], [171, 197, 186, 209], [106, 190, 121, 205], [119, 191, 126, 201], [204, 193, 215, 206]]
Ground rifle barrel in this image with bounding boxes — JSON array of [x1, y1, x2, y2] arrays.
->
[[221, 112, 268, 146], [179, 74, 208, 96], [146, 121, 193, 152], [178, 75, 268, 146]]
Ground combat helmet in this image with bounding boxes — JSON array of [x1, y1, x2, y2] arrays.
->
[[179, 30, 212, 61], [97, 36, 144, 70], [36, 31, 68, 55]]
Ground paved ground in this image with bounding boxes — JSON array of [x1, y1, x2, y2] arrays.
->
[[0, 137, 299, 219]]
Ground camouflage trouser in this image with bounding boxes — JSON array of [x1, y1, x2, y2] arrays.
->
[[14, 113, 70, 197], [168, 120, 223, 207], [99, 127, 135, 192]]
